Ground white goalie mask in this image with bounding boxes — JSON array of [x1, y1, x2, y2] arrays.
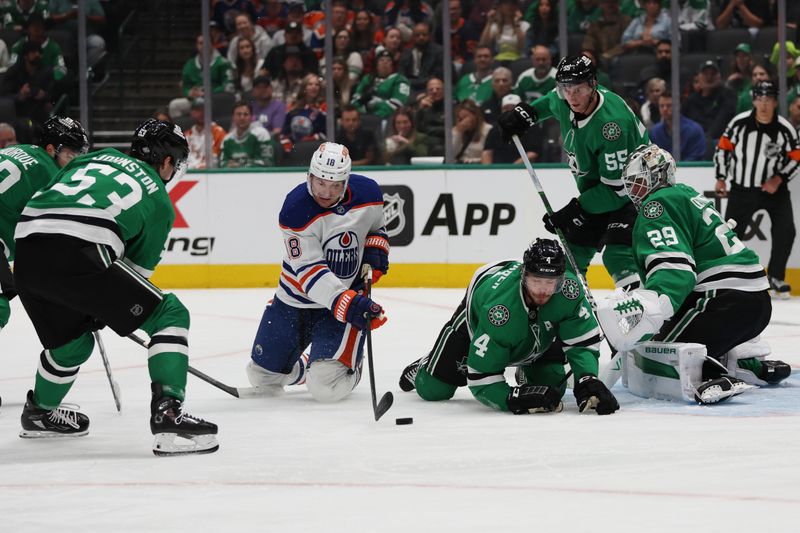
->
[[307, 142, 352, 205], [621, 144, 676, 210]]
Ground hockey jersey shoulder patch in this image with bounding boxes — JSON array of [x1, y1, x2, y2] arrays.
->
[[602, 121, 621, 141], [561, 278, 580, 300], [487, 304, 510, 327], [642, 200, 664, 219]]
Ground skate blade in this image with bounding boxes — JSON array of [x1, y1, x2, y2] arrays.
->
[[697, 383, 754, 405], [152, 432, 219, 456], [19, 429, 89, 439]]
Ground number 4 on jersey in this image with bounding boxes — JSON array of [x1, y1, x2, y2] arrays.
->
[[473, 333, 490, 357]]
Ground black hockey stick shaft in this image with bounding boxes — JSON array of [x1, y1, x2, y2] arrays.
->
[[512, 135, 619, 385], [128, 332, 240, 398], [363, 265, 394, 421]]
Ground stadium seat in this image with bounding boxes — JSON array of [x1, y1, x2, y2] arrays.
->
[[283, 140, 321, 167], [509, 57, 531, 82], [0, 97, 16, 124], [705, 28, 752, 55], [752, 26, 779, 54], [211, 92, 236, 129], [568, 33, 586, 55], [610, 53, 656, 97], [0, 29, 19, 49]]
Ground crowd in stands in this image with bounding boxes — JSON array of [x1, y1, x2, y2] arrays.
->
[[178, 0, 800, 168], [0, 0, 110, 143]]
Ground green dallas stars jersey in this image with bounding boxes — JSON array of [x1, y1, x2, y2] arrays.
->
[[220, 123, 276, 167], [514, 67, 556, 102], [15, 148, 175, 278], [351, 72, 411, 119], [529, 86, 649, 214], [633, 184, 769, 312], [0, 145, 59, 260], [466, 260, 602, 411]]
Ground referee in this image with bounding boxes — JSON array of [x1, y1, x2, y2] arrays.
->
[[714, 80, 800, 298]]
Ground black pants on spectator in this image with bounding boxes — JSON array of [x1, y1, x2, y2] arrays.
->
[[725, 184, 796, 281]]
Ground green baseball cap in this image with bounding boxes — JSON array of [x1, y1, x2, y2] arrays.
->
[[735, 43, 752, 54]]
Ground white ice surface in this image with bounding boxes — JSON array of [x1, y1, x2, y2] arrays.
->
[[1, 288, 798, 533]]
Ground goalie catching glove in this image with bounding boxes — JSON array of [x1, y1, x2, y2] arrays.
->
[[506, 384, 563, 414], [573, 375, 619, 415], [332, 290, 387, 331], [597, 288, 674, 352]]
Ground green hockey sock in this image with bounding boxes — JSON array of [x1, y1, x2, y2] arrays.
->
[[33, 333, 94, 410], [0, 294, 9, 329]]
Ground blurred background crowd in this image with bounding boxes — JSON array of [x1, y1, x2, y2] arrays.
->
[[1, 0, 799, 168]]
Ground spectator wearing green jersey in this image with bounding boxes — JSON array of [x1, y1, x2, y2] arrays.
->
[[384, 107, 429, 165], [513, 45, 556, 102], [168, 34, 234, 120], [351, 49, 411, 119], [3, 0, 48, 30], [10, 14, 67, 81], [569, 0, 601, 33], [221, 101, 276, 168], [453, 44, 494, 105]]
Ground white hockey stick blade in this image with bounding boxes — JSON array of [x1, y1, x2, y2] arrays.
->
[[599, 351, 623, 389]]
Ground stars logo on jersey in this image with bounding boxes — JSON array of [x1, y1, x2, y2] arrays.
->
[[643, 200, 664, 219], [602, 122, 621, 141], [561, 278, 580, 300], [488, 304, 510, 327]]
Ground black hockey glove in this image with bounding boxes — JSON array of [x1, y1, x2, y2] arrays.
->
[[573, 375, 619, 415], [543, 198, 605, 246], [506, 384, 563, 414], [498, 102, 537, 143]]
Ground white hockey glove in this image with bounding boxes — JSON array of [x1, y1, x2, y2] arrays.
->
[[597, 288, 674, 352]]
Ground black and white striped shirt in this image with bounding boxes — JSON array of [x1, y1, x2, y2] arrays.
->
[[714, 110, 800, 187]]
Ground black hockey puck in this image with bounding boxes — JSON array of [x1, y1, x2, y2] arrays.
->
[[395, 417, 413, 425]]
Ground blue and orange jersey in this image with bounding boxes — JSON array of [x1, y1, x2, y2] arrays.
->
[[275, 174, 386, 309]]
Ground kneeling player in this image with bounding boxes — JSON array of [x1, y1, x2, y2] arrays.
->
[[13, 119, 218, 455], [597, 144, 790, 403], [399, 239, 618, 415], [246, 142, 387, 403]]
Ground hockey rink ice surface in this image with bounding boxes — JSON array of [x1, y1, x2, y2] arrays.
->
[[0, 287, 798, 532]]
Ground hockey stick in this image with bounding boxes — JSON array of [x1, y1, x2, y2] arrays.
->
[[128, 332, 267, 399], [511, 135, 620, 388], [363, 265, 394, 421], [93, 330, 122, 412]]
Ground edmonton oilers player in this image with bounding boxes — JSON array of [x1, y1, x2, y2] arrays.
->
[[247, 142, 389, 402]]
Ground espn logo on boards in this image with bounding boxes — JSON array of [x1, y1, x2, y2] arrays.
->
[[382, 185, 414, 247]]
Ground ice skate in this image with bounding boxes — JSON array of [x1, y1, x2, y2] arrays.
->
[[694, 377, 752, 405], [758, 360, 791, 384], [150, 383, 218, 456], [19, 390, 89, 438], [768, 277, 791, 300], [398, 358, 422, 392]]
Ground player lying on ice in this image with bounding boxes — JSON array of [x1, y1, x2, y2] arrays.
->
[[399, 238, 619, 415], [13, 118, 218, 455], [246, 142, 388, 402], [596, 144, 791, 405]]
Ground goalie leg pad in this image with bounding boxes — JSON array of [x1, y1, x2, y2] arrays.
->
[[722, 336, 773, 386], [306, 359, 360, 403], [622, 341, 708, 402]]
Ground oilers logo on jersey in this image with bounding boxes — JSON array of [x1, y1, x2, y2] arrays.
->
[[323, 231, 361, 278]]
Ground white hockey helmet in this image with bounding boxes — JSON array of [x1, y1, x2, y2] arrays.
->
[[621, 144, 676, 210], [307, 142, 352, 202]]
